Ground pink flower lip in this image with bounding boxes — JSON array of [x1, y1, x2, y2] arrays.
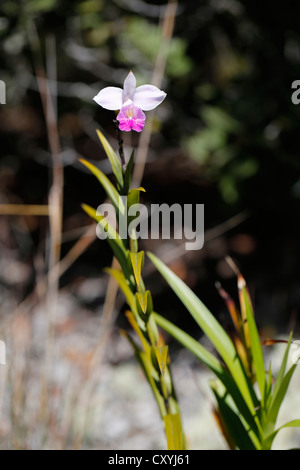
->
[[116, 103, 146, 133]]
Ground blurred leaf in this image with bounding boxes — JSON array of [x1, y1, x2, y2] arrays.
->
[[24, 0, 57, 13], [266, 335, 297, 428], [81, 203, 129, 276], [183, 128, 227, 164], [232, 159, 259, 179], [163, 413, 183, 450], [202, 106, 242, 134], [218, 174, 239, 204], [76, 0, 103, 14], [96, 129, 124, 191], [119, 18, 192, 78], [80, 158, 123, 220], [265, 361, 274, 409], [211, 381, 258, 450], [266, 333, 292, 412], [105, 267, 136, 313], [166, 38, 193, 78], [127, 187, 146, 248], [263, 419, 300, 449]]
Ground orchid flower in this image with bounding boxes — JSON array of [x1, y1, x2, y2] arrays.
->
[[93, 71, 166, 132]]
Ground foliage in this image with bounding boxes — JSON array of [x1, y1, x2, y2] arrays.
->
[[148, 252, 300, 449], [81, 130, 186, 450]]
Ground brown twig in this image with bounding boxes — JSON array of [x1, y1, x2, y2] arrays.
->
[[27, 24, 64, 437]]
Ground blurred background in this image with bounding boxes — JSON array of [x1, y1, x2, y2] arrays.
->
[[1, 0, 300, 450]]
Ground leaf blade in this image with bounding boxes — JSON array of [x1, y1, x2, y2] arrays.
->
[[96, 129, 124, 189], [80, 158, 124, 219], [148, 252, 256, 412]]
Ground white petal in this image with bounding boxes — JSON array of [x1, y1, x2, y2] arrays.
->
[[93, 87, 123, 110], [134, 85, 166, 111], [122, 71, 136, 103]]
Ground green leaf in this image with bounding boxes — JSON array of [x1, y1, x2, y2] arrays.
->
[[127, 187, 146, 250], [136, 291, 153, 321], [148, 252, 256, 413], [105, 268, 136, 313], [267, 362, 297, 430], [25, 0, 57, 13], [266, 361, 273, 404], [80, 158, 124, 220], [96, 129, 124, 190], [127, 187, 146, 214], [239, 279, 266, 403], [154, 345, 169, 376], [125, 311, 149, 352], [154, 312, 225, 376], [267, 333, 292, 412], [130, 251, 144, 287], [211, 381, 258, 450], [263, 419, 300, 450], [147, 313, 159, 346], [163, 413, 184, 450], [136, 291, 148, 313], [81, 203, 129, 275]]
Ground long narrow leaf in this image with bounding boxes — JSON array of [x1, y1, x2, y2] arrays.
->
[[80, 158, 124, 219], [105, 267, 136, 313], [163, 413, 184, 450], [211, 382, 258, 450], [96, 129, 124, 190], [81, 203, 129, 275], [154, 312, 225, 376], [148, 253, 256, 413], [267, 362, 297, 428], [239, 276, 266, 403], [267, 333, 292, 411], [263, 419, 300, 450]]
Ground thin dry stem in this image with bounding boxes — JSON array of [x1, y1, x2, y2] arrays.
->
[[0, 204, 49, 216]]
